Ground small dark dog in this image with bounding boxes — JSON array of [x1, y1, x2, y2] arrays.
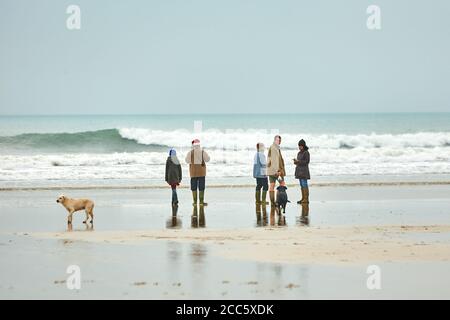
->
[[276, 186, 290, 213]]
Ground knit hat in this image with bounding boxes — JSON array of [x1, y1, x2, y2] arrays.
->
[[169, 148, 180, 165], [298, 139, 309, 150]]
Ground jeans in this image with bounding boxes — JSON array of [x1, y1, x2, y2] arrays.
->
[[191, 177, 206, 191], [171, 187, 178, 203], [255, 177, 268, 191], [299, 179, 308, 188]]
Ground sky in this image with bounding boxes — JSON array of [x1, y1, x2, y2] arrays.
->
[[1, 0, 449, 115]]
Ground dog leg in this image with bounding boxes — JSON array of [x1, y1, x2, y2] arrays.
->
[[88, 209, 94, 224], [86, 206, 94, 224], [83, 210, 89, 224], [67, 210, 74, 224]]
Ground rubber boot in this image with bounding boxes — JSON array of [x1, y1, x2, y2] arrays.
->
[[297, 188, 305, 204], [255, 190, 261, 205], [199, 191, 208, 206], [261, 190, 269, 205], [301, 187, 309, 204], [269, 191, 276, 206], [192, 191, 198, 206]]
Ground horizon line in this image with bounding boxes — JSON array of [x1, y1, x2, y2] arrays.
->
[[1, 111, 450, 117]]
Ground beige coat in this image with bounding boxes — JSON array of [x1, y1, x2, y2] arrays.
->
[[266, 143, 285, 177], [185, 146, 210, 178]]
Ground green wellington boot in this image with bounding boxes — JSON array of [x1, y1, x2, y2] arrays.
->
[[261, 190, 269, 205], [192, 191, 198, 206], [269, 191, 275, 206], [301, 188, 309, 204], [255, 190, 261, 205], [199, 191, 208, 206]]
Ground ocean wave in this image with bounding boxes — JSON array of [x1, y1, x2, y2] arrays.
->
[[1, 147, 450, 182], [0, 129, 164, 153], [1, 128, 450, 153], [119, 128, 450, 150]]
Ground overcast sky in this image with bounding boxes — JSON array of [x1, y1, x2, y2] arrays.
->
[[1, 0, 449, 115]]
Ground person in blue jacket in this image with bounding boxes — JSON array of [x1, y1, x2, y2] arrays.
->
[[253, 142, 268, 205]]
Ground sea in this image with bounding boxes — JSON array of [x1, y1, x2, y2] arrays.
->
[[1, 113, 450, 189]]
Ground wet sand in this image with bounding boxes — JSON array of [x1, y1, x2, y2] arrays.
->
[[29, 224, 450, 265], [1, 184, 450, 299]]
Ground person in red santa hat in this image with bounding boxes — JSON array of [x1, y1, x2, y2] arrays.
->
[[185, 139, 210, 206]]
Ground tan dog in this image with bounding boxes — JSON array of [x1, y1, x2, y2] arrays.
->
[[56, 195, 94, 225]]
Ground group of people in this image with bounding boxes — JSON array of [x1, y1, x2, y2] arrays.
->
[[165, 138, 210, 206], [164, 135, 311, 209], [253, 135, 311, 206]]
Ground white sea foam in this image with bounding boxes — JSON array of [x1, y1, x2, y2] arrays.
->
[[1, 146, 449, 182], [118, 128, 450, 150], [1, 128, 450, 183]]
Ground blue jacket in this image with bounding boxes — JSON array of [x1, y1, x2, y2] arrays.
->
[[253, 152, 267, 178]]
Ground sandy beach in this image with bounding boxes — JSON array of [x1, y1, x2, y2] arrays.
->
[[1, 183, 450, 299], [32, 224, 450, 265]]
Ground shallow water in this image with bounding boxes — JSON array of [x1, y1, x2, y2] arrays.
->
[[1, 185, 450, 299], [1, 233, 449, 299], [0, 185, 449, 232]]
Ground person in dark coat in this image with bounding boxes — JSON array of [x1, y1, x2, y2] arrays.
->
[[165, 148, 182, 205], [293, 139, 310, 204]]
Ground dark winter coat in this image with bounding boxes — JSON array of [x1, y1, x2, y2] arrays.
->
[[165, 157, 182, 184], [294, 150, 310, 180]]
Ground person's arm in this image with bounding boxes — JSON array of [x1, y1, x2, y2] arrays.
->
[[278, 151, 285, 176], [299, 151, 310, 166], [165, 160, 169, 182], [203, 150, 210, 162], [178, 164, 182, 182], [260, 153, 267, 169], [293, 152, 300, 165], [185, 151, 191, 164]]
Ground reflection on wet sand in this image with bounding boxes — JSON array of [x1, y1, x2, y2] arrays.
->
[[67, 222, 94, 232], [166, 205, 182, 229], [296, 204, 310, 226], [167, 241, 182, 263], [190, 243, 208, 264], [199, 205, 205, 228], [256, 204, 262, 226], [268, 205, 286, 227], [262, 205, 268, 226], [255, 204, 269, 227], [270, 205, 275, 226], [191, 205, 206, 228], [62, 222, 94, 245]]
